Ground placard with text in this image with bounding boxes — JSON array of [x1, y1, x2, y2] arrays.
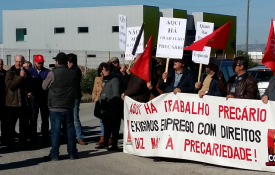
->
[[118, 14, 127, 51], [192, 22, 214, 65], [125, 27, 144, 60], [124, 93, 275, 172], [156, 17, 187, 59]]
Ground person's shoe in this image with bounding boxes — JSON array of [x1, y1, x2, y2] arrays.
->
[[108, 137, 113, 146], [70, 155, 78, 160], [43, 155, 59, 162], [107, 146, 119, 151], [96, 136, 104, 145], [95, 145, 108, 149], [78, 140, 86, 145]]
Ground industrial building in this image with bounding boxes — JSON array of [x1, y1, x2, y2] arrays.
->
[[1, 5, 236, 68]]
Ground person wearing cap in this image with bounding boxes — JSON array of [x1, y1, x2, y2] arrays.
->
[[158, 59, 196, 94], [42, 52, 78, 161], [195, 57, 222, 98], [108, 57, 126, 91], [67, 53, 86, 145], [217, 56, 258, 99], [28, 55, 51, 145], [5, 55, 34, 151]]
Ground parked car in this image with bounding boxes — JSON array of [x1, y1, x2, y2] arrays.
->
[[218, 59, 235, 81], [247, 65, 273, 97]]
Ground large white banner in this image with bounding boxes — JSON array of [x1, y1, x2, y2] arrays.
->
[[156, 17, 187, 59], [118, 14, 127, 51], [124, 93, 275, 172], [192, 22, 214, 65], [125, 27, 144, 60]]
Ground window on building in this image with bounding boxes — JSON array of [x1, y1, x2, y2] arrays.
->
[[78, 27, 89, 33], [16, 28, 27, 41], [6, 55, 11, 65], [87, 54, 96, 58], [112, 26, 119, 33], [54, 27, 65, 34]]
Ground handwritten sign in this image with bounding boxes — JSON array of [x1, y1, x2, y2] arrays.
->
[[192, 22, 214, 65], [156, 17, 187, 59], [125, 27, 144, 60], [118, 14, 127, 51]]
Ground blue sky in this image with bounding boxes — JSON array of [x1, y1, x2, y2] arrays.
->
[[0, 0, 274, 44]]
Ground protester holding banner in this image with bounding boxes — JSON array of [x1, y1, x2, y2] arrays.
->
[[217, 56, 258, 99], [261, 76, 275, 104], [120, 64, 130, 86], [121, 54, 151, 103], [158, 59, 196, 94], [95, 63, 122, 151], [195, 57, 222, 98]]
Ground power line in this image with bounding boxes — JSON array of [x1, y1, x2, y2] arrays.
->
[[144, 0, 247, 9]]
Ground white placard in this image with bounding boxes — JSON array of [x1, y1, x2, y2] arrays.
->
[[124, 93, 275, 173], [192, 22, 214, 65], [156, 17, 187, 59], [118, 14, 127, 51], [125, 27, 144, 60]]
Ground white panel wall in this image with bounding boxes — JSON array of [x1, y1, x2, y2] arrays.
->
[[3, 5, 144, 52]]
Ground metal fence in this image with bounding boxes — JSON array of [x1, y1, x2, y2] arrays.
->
[[0, 48, 130, 69]]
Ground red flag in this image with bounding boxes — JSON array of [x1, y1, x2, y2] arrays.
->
[[130, 35, 152, 82], [262, 19, 275, 75], [184, 21, 232, 51]]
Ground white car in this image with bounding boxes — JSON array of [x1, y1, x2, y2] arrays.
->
[[247, 65, 273, 98]]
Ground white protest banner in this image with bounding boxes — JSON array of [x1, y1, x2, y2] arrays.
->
[[118, 14, 127, 51], [124, 93, 275, 172], [156, 17, 187, 59], [192, 22, 214, 65], [125, 27, 144, 60]]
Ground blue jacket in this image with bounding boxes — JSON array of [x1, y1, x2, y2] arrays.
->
[[158, 68, 196, 93], [28, 67, 50, 100], [196, 73, 222, 97]]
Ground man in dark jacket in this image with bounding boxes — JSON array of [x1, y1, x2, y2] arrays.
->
[[5, 55, 34, 150], [261, 76, 275, 104], [217, 56, 258, 99], [28, 55, 50, 145], [0, 59, 7, 145], [67, 53, 85, 145], [95, 63, 122, 151], [159, 59, 196, 94], [42, 52, 78, 161], [195, 57, 222, 98], [121, 54, 151, 103]]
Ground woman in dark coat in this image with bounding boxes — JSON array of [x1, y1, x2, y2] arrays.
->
[[95, 63, 122, 151]]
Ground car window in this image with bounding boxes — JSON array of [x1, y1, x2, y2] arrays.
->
[[255, 71, 273, 81]]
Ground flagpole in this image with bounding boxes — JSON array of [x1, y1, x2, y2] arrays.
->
[[164, 57, 170, 83], [198, 63, 202, 83], [219, 50, 225, 70]]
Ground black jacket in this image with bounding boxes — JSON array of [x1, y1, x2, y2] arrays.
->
[[158, 68, 196, 93], [0, 69, 6, 107], [71, 66, 82, 100]]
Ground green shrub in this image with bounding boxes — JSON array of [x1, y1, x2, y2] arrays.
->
[[81, 69, 98, 94]]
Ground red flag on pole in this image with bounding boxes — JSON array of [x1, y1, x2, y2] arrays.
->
[[130, 35, 152, 82], [262, 19, 275, 75], [184, 21, 232, 51]]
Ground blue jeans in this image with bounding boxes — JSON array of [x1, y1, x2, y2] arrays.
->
[[74, 99, 84, 141], [50, 110, 77, 159]]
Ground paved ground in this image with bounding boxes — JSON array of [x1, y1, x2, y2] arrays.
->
[[0, 103, 274, 175]]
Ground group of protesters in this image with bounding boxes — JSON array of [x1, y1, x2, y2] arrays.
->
[[0, 50, 273, 161]]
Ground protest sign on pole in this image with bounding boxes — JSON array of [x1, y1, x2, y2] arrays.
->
[[192, 22, 214, 65], [125, 27, 144, 60], [156, 17, 187, 59], [123, 93, 275, 173], [118, 14, 127, 51], [156, 17, 187, 82]]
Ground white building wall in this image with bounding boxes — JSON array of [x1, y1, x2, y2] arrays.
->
[[3, 5, 144, 51]]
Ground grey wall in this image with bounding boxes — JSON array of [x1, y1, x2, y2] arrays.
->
[[3, 5, 144, 51]]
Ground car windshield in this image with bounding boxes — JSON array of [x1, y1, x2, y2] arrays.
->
[[248, 70, 273, 82]]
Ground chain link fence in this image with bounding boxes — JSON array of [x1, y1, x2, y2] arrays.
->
[[0, 48, 130, 69]]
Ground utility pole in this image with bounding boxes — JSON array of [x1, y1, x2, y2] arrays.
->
[[245, 0, 250, 54]]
